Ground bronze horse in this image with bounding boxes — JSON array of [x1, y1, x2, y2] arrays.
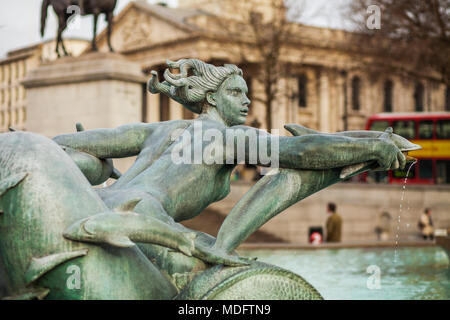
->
[[41, 0, 117, 57]]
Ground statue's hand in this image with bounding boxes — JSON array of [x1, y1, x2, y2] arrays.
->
[[373, 127, 406, 171]]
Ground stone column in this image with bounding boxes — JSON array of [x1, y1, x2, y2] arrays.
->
[[147, 91, 160, 123], [169, 99, 183, 120], [319, 70, 330, 133], [272, 77, 288, 134]]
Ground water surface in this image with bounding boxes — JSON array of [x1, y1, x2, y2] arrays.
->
[[240, 247, 450, 300]]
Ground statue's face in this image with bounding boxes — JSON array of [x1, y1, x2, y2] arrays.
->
[[214, 75, 251, 126]]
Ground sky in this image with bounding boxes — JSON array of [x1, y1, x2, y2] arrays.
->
[[0, 0, 352, 58]]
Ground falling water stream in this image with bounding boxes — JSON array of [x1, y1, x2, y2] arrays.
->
[[393, 160, 417, 268]]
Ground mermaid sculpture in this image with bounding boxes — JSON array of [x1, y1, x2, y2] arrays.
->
[[0, 59, 420, 299]]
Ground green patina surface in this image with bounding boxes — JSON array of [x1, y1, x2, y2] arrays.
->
[[0, 59, 420, 300]]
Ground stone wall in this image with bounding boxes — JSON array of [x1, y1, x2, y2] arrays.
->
[[206, 181, 450, 243]]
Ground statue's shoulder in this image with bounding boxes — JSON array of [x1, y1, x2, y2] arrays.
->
[[142, 119, 195, 138], [156, 119, 194, 130]]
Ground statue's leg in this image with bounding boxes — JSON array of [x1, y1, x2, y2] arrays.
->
[[57, 16, 69, 56], [106, 11, 114, 52], [92, 13, 99, 51], [55, 20, 62, 57], [213, 168, 349, 254]]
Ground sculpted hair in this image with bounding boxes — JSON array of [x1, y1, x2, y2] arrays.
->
[[148, 59, 243, 114]]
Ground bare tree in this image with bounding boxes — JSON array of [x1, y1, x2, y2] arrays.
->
[[346, 0, 450, 85], [207, 0, 306, 131]]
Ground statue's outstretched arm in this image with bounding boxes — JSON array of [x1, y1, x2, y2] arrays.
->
[[214, 127, 420, 253], [53, 123, 155, 159], [228, 125, 406, 171]]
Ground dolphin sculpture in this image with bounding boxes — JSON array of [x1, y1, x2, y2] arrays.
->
[[63, 201, 197, 255], [0, 132, 179, 299]]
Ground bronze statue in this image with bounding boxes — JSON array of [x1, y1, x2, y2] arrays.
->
[[40, 0, 117, 57], [0, 59, 420, 299]]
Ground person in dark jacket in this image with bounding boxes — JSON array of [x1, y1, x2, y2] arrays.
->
[[326, 202, 342, 242]]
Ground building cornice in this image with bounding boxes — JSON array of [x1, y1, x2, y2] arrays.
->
[[22, 52, 146, 89]]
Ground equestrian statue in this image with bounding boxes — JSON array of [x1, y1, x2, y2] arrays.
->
[[40, 0, 117, 57]]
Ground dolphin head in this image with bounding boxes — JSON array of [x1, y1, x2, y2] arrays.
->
[[63, 217, 96, 243], [63, 213, 135, 248]]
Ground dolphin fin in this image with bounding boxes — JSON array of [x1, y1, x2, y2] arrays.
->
[[25, 248, 88, 285], [2, 287, 50, 300], [114, 198, 142, 212], [0, 173, 27, 198], [284, 124, 319, 137], [105, 235, 135, 248]]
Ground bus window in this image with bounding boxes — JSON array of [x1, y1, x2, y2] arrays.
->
[[418, 159, 433, 180], [392, 165, 416, 179], [366, 171, 388, 184], [436, 120, 450, 139], [393, 120, 416, 139], [418, 120, 433, 139], [436, 160, 450, 184], [370, 120, 389, 132]]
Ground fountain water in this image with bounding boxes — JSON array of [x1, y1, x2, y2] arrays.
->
[[394, 160, 417, 266]]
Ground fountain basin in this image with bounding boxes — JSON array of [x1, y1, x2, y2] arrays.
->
[[239, 245, 449, 300]]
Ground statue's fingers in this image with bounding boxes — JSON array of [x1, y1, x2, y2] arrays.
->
[[377, 157, 389, 171], [398, 151, 406, 170], [391, 158, 400, 171]]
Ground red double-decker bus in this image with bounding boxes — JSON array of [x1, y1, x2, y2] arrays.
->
[[365, 113, 450, 185]]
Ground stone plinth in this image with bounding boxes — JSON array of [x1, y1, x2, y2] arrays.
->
[[22, 52, 147, 173], [22, 52, 146, 137]]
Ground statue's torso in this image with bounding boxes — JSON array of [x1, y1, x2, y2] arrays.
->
[[106, 119, 236, 222]]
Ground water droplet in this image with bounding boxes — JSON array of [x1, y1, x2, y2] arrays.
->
[[393, 161, 417, 268]]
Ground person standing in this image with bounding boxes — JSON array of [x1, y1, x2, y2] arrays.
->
[[326, 202, 342, 242], [418, 208, 434, 240]]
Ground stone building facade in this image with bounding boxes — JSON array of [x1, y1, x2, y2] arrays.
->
[[0, 39, 89, 132], [1, 0, 449, 243], [2, 1, 448, 134], [93, 0, 449, 134]]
